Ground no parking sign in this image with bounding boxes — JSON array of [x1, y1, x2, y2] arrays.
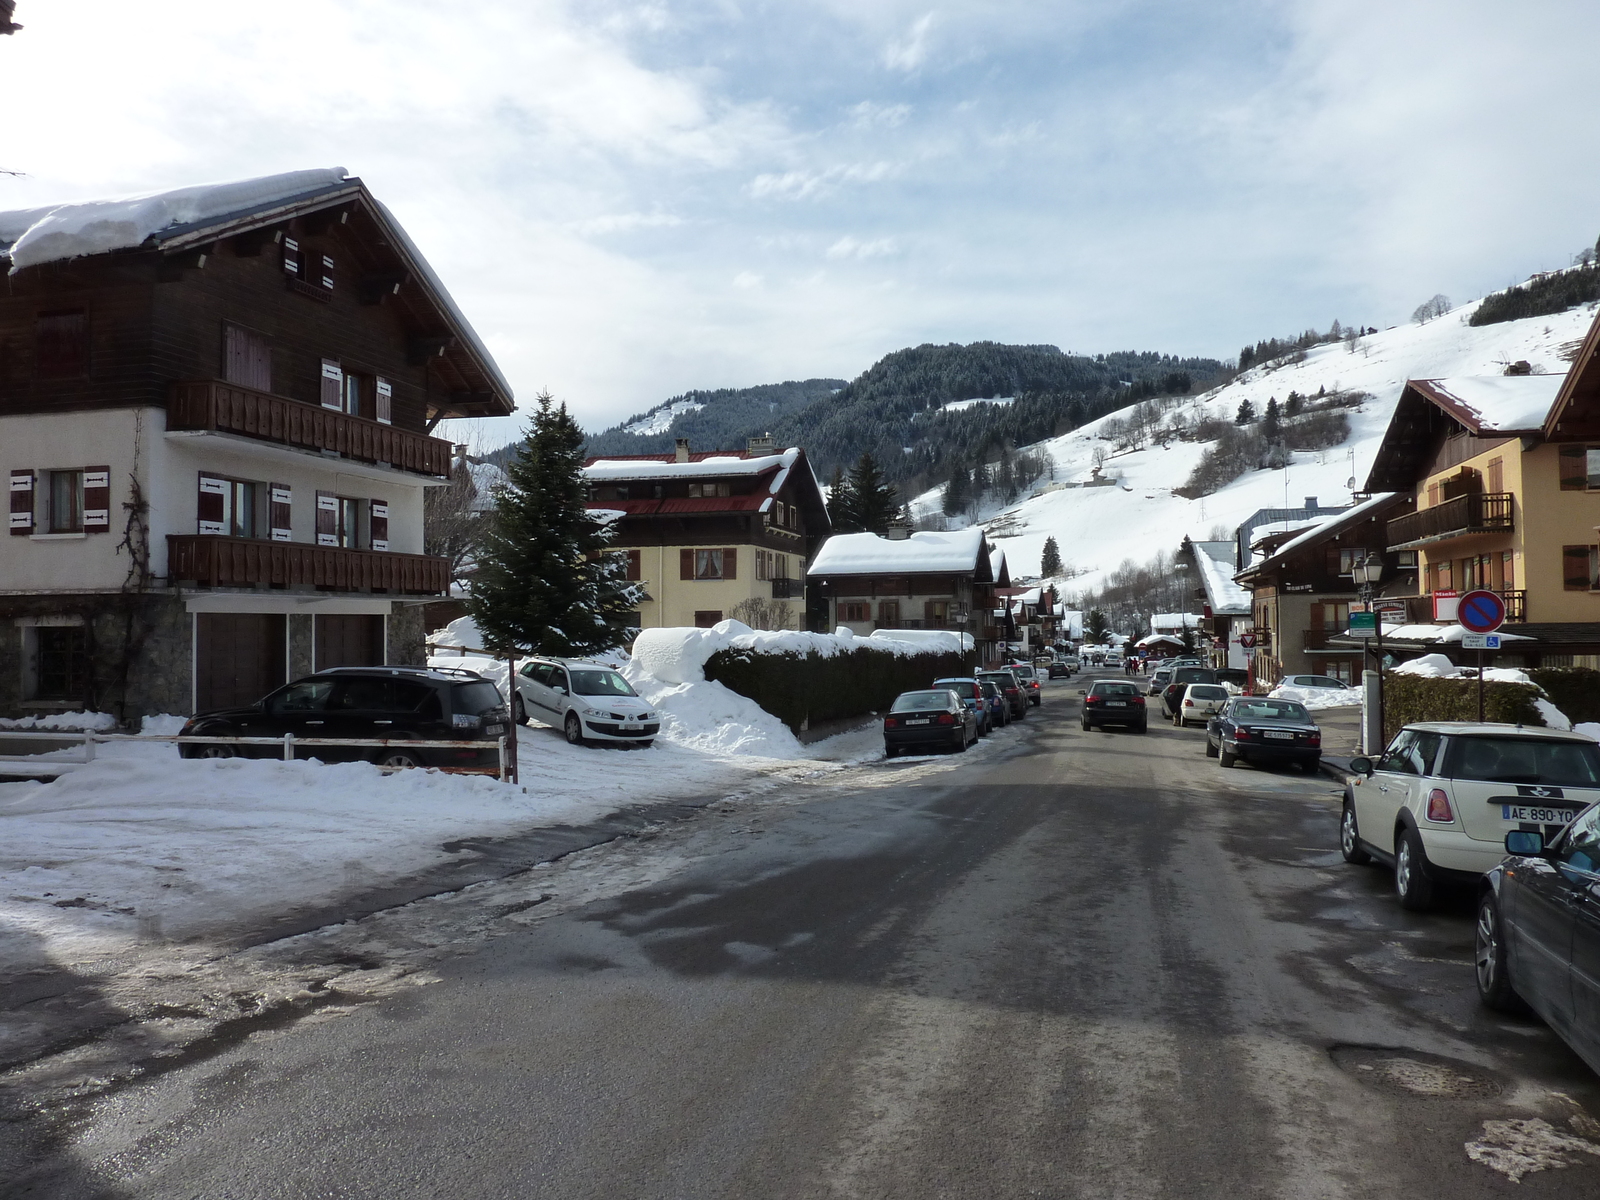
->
[[1457, 590, 1507, 635]]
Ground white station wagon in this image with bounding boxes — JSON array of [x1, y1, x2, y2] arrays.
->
[[513, 658, 660, 747]]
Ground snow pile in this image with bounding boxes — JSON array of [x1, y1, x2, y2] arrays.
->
[[1574, 723, 1600, 743], [622, 668, 803, 758], [1, 168, 348, 270], [139, 714, 189, 736], [1422, 375, 1566, 434], [0, 711, 118, 731], [429, 614, 489, 651], [630, 619, 969, 686], [1391, 653, 1533, 684], [1534, 699, 1573, 731], [1270, 685, 1359, 710]]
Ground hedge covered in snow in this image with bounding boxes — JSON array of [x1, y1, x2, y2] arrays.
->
[[1525, 668, 1600, 725], [1381, 674, 1543, 744]]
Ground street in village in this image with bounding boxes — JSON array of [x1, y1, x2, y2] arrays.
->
[[6, 672, 1600, 1198]]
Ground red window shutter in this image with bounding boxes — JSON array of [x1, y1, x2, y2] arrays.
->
[[9, 469, 34, 535], [370, 499, 389, 551], [721, 547, 736, 580], [197, 473, 227, 535], [1560, 445, 1587, 491], [82, 466, 110, 532], [269, 483, 292, 541], [282, 236, 301, 277], [316, 491, 338, 545], [680, 548, 694, 579], [320, 359, 343, 410], [320, 253, 335, 291], [627, 549, 641, 581], [375, 377, 393, 425], [1563, 546, 1592, 590]]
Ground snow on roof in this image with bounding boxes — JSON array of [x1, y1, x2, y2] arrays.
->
[[990, 547, 1006, 578], [0, 168, 350, 270], [1259, 491, 1401, 566], [584, 449, 800, 485], [1417, 374, 1566, 434], [1189, 541, 1251, 615], [810, 528, 987, 576], [1151, 612, 1202, 629]]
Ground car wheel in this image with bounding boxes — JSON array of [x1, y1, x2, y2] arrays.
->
[[1081, 717, 1091, 731], [1339, 799, 1371, 865], [885, 744, 897, 758], [377, 751, 422, 769], [1205, 737, 1219, 758], [564, 712, 584, 746], [194, 744, 235, 759], [1395, 826, 1435, 911], [513, 695, 528, 724], [1219, 744, 1237, 768], [1475, 891, 1527, 1013]]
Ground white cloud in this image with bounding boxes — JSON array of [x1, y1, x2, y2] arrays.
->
[[848, 101, 912, 128], [732, 271, 764, 289], [570, 211, 686, 236], [884, 12, 936, 72], [748, 161, 896, 201], [826, 236, 898, 260]]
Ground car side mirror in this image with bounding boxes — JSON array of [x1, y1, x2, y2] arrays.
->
[[1505, 830, 1546, 856], [1348, 756, 1374, 776], [555, 686, 568, 695]]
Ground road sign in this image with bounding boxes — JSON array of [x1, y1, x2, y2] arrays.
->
[[1238, 632, 1257, 648], [1349, 612, 1377, 633], [1458, 589, 1507, 634], [1432, 589, 1460, 622], [1462, 633, 1502, 650]]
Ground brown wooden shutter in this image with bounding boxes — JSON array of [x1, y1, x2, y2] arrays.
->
[[627, 549, 641, 581], [198, 473, 227, 535], [316, 492, 338, 545], [269, 483, 292, 541], [320, 359, 343, 410], [320, 253, 335, 291], [224, 324, 272, 391], [9, 469, 34, 535], [1564, 546, 1593, 590], [1560, 445, 1586, 490], [82, 466, 110, 532], [370, 499, 389, 551], [375, 377, 393, 425], [1426, 481, 1439, 506], [1486, 457, 1504, 493], [721, 547, 736, 580], [680, 548, 694, 579]]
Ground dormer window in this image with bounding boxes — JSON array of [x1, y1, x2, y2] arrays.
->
[[688, 482, 729, 499]]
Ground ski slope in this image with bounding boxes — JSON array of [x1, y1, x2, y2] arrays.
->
[[912, 301, 1597, 597]]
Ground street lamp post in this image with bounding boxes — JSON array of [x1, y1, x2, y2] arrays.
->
[[1352, 552, 1386, 749]]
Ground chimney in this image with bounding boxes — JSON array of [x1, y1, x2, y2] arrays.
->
[[1304, 496, 1318, 509], [747, 433, 776, 457], [675, 437, 690, 464]]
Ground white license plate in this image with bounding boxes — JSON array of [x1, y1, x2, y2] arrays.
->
[[1263, 730, 1295, 740], [1108, 701, 1126, 707], [484, 724, 504, 735], [907, 718, 930, 725], [621, 722, 642, 731], [1501, 804, 1579, 823]]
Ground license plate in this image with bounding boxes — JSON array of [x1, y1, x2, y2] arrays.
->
[[907, 718, 930, 725], [621, 722, 642, 731], [1501, 804, 1578, 823], [1108, 701, 1126, 707], [484, 724, 504, 735], [1264, 730, 1294, 740]]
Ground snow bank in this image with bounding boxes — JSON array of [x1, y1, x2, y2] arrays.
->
[[1269, 685, 1359, 710], [1391, 654, 1533, 684], [1574, 723, 1600, 743], [630, 619, 968, 686], [0, 710, 118, 731], [429, 614, 490, 652], [622, 667, 803, 758], [1534, 699, 1573, 731], [139, 714, 189, 736]]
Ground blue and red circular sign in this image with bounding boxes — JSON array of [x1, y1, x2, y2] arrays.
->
[[1458, 589, 1507, 634]]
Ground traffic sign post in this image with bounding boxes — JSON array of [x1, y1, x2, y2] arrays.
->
[[1457, 590, 1507, 722]]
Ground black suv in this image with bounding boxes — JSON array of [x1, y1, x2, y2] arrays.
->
[[179, 666, 511, 769]]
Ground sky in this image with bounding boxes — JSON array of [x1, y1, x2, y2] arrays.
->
[[2, 1, 1598, 445]]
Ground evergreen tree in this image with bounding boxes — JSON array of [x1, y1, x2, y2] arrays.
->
[[468, 391, 639, 655], [997, 449, 1019, 504], [1263, 396, 1281, 440], [1086, 608, 1110, 643], [1235, 398, 1256, 425], [845, 452, 899, 533], [1040, 536, 1063, 577], [1284, 391, 1302, 417], [827, 464, 860, 532], [941, 463, 970, 516]]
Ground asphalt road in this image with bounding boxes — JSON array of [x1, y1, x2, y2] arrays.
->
[[13, 673, 1600, 1197]]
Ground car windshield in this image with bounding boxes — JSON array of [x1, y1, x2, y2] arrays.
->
[[892, 691, 953, 712], [1233, 700, 1310, 722], [979, 673, 1016, 688], [1092, 682, 1140, 696], [1188, 685, 1228, 699], [451, 681, 504, 714], [570, 669, 636, 697], [1012, 667, 1035, 679], [1446, 736, 1600, 786], [1173, 669, 1213, 684]]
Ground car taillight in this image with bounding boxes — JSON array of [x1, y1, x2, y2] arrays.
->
[[1085, 695, 1101, 704], [1183, 699, 1194, 707], [1308, 733, 1321, 747], [1132, 696, 1145, 706], [1234, 727, 1252, 740], [1426, 788, 1454, 822], [885, 717, 900, 728], [937, 713, 956, 725]]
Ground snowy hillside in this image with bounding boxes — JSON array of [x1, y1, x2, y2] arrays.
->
[[625, 395, 705, 435], [911, 301, 1597, 595]]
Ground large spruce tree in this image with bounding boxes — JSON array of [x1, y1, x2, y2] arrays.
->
[[1040, 536, 1063, 577], [941, 463, 970, 516], [848, 452, 900, 533], [468, 391, 639, 655], [827, 464, 859, 531]]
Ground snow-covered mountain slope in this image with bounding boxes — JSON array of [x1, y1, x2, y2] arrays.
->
[[911, 302, 1597, 597]]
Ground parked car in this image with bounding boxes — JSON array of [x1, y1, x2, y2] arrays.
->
[[514, 658, 660, 746], [1279, 674, 1352, 693], [1009, 664, 1044, 706], [1079, 679, 1148, 732], [979, 670, 1028, 719], [979, 678, 1009, 726], [1341, 723, 1600, 910], [179, 666, 510, 769], [1206, 697, 1320, 772], [1148, 667, 1174, 697], [884, 688, 978, 756], [1173, 682, 1230, 727], [1160, 667, 1218, 717], [1475, 806, 1600, 1074], [933, 676, 996, 735]]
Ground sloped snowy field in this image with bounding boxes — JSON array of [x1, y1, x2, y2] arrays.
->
[[913, 302, 1597, 594]]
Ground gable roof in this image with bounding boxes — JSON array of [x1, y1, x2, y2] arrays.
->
[[0, 169, 512, 420], [1364, 375, 1565, 490], [582, 447, 830, 524], [1544, 306, 1600, 441], [1185, 539, 1251, 615], [1237, 491, 1406, 579], [809, 528, 993, 579]]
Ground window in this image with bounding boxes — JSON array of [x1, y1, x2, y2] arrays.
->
[[35, 310, 88, 379], [223, 324, 272, 391], [1558, 445, 1600, 491], [48, 470, 83, 532], [695, 549, 727, 579], [1445, 736, 1600, 787], [34, 626, 89, 700], [756, 550, 770, 581], [223, 479, 259, 538], [337, 497, 361, 548], [839, 600, 871, 622], [693, 610, 722, 628], [774, 553, 788, 579], [1337, 547, 1367, 575], [925, 600, 950, 627], [1557, 806, 1600, 876], [1396, 550, 1418, 568], [688, 482, 730, 498], [342, 371, 367, 417], [878, 600, 899, 625], [199, 475, 263, 538], [1563, 545, 1596, 591], [269, 678, 336, 714]]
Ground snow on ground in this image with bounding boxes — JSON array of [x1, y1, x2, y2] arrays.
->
[[911, 302, 1596, 590], [0, 711, 118, 731], [623, 396, 707, 435], [1269, 684, 1360, 710], [942, 396, 1015, 412]]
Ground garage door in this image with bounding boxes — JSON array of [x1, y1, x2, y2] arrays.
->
[[315, 614, 385, 671], [195, 613, 287, 713]]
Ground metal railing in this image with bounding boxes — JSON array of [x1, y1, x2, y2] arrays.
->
[[769, 577, 805, 599], [0, 730, 512, 781], [1385, 492, 1513, 548]]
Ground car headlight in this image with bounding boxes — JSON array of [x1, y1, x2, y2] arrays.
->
[[580, 706, 604, 718]]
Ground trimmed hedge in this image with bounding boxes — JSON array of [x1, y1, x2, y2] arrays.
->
[[704, 645, 971, 731], [1381, 674, 1544, 744], [1526, 668, 1600, 725]]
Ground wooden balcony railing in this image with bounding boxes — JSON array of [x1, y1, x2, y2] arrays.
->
[[1386, 492, 1513, 549], [168, 381, 454, 477], [168, 535, 449, 595]]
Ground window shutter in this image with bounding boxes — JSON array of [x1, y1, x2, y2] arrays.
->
[[924, 599, 937, 624], [320, 253, 335, 291], [370, 499, 389, 551], [316, 492, 338, 546], [721, 547, 736, 580], [9, 469, 34, 535], [375, 377, 393, 425], [320, 359, 343, 410], [269, 483, 292, 541], [1563, 546, 1592, 590], [197, 473, 227, 535], [282, 236, 301, 277], [1560, 445, 1586, 491], [82, 466, 110, 532], [680, 548, 694, 579], [627, 549, 641, 581]]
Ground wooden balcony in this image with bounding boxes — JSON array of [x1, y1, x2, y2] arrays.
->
[[168, 535, 449, 594], [168, 381, 454, 477], [1385, 492, 1513, 550]]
